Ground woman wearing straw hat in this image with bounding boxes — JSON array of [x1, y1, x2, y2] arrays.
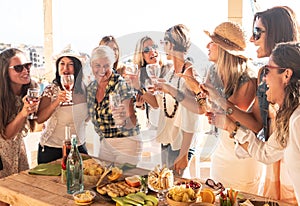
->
[[175, 21, 264, 193], [203, 6, 299, 204], [36, 45, 89, 164], [202, 22, 264, 194]]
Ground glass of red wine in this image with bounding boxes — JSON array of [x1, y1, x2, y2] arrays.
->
[[60, 74, 74, 106], [27, 88, 40, 119]]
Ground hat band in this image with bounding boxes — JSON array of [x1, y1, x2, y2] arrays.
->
[[214, 33, 243, 51]]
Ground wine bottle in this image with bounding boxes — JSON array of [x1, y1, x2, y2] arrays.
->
[[66, 134, 84, 194], [61, 125, 71, 183]]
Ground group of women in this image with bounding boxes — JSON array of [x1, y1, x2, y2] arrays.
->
[[0, 4, 300, 206]]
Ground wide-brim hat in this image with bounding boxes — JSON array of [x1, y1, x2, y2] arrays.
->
[[204, 22, 248, 59], [53, 44, 85, 64]]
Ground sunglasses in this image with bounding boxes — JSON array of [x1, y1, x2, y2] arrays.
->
[[143, 44, 158, 53], [252, 27, 266, 41], [205, 178, 225, 191], [9, 62, 32, 73], [263, 65, 286, 76]]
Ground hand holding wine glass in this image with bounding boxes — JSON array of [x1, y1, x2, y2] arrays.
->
[[124, 62, 139, 95], [61, 74, 74, 105], [146, 64, 161, 94], [109, 93, 125, 128], [146, 63, 161, 81], [205, 96, 219, 136], [26, 88, 40, 119]]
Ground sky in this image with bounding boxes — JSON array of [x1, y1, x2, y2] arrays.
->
[[1, 0, 300, 74]]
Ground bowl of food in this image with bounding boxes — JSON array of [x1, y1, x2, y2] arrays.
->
[[83, 161, 104, 186], [166, 185, 197, 206], [73, 190, 96, 205], [175, 179, 202, 194]]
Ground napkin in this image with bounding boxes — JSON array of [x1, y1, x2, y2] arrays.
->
[[29, 163, 62, 176], [119, 163, 136, 171]]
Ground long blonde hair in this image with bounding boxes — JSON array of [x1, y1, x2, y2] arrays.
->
[[215, 46, 253, 97], [133, 36, 163, 69]]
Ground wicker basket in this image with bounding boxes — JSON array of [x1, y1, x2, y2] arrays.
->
[[166, 193, 196, 206]]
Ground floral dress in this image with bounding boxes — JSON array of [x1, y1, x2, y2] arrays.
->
[[0, 96, 30, 178]]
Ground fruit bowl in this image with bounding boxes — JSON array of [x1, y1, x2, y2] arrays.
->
[[175, 179, 202, 194], [166, 192, 196, 206]]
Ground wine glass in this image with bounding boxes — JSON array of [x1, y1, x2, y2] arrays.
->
[[205, 97, 219, 137], [144, 79, 155, 94], [146, 64, 161, 94], [27, 88, 40, 119], [61, 74, 74, 106], [124, 62, 139, 96], [146, 63, 161, 81], [109, 93, 123, 128]]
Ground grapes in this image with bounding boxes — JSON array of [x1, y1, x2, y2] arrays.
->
[[176, 180, 201, 189]]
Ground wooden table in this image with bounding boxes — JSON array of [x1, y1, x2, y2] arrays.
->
[[0, 160, 294, 206]]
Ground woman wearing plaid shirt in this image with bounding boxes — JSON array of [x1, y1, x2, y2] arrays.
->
[[87, 45, 141, 165]]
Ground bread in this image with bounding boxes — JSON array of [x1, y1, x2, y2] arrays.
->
[[125, 175, 141, 187]]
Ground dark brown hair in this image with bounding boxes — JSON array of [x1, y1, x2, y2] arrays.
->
[[253, 6, 299, 56]]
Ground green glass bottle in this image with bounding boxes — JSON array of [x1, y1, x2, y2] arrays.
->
[[66, 134, 84, 194]]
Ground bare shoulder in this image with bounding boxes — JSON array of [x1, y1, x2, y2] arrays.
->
[[230, 77, 257, 110]]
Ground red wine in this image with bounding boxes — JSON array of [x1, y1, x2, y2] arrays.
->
[[27, 97, 39, 103], [63, 84, 74, 91]]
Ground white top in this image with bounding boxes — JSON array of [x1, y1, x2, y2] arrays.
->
[[235, 105, 300, 204], [40, 84, 88, 148], [210, 128, 264, 194], [156, 69, 202, 150]]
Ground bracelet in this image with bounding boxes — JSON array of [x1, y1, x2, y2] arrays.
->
[[175, 90, 185, 102], [136, 104, 145, 109], [195, 92, 206, 105], [230, 121, 241, 138]]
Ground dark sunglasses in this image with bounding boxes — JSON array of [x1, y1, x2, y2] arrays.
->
[[263, 65, 286, 76], [143, 44, 158, 53], [9, 62, 32, 73], [253, 27, 266, 41], [205, 178, 225, 191]]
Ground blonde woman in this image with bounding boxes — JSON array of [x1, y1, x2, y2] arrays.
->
[[178, 22, 264, 193], [132, 36, 165, 129], [153, 24, 203, 177]]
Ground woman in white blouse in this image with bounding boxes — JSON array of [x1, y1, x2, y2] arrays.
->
[[36, 45, 89, 164], [208, 42, 300, 205]]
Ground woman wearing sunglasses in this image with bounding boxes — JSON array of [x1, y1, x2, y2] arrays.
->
[[0, 48, 38, 205], [203, 6, 299, 204], [144, 24, 202, 177], [132, 36, 166, 129], [209, 42, 300, 205]]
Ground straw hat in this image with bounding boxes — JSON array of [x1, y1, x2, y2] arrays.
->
[[53, 44, 85, 64], [204, 22, 248, 59]]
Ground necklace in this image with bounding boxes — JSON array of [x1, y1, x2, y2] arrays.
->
[[163, 69, 181, 118]]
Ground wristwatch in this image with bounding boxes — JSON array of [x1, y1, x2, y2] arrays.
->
[[226, 107, 234, 115]]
